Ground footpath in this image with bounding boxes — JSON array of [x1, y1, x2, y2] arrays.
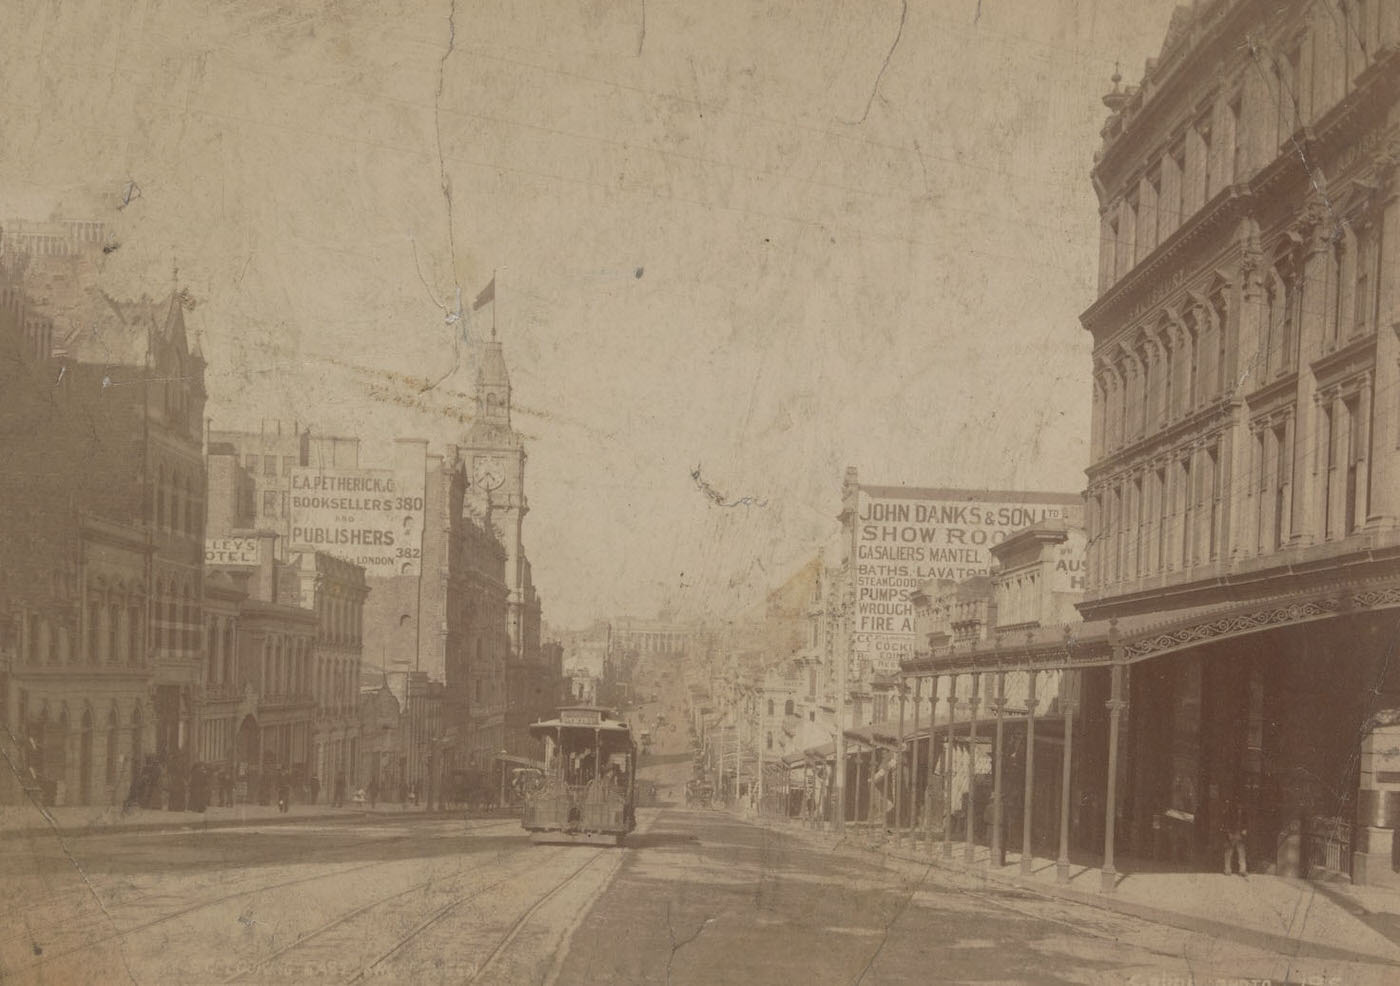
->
[[765, 815, 1400, 968], [0, 800, 502, 842]]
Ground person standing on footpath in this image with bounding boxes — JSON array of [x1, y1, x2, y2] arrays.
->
[[334, 772, 346, 807], [1222, 798, 1248, 877], [309, 774, 321, 805]]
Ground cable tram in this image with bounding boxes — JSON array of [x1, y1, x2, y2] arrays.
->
[[523, 706, 637, 845]]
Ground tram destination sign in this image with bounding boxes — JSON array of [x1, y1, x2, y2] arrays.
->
[[851, 485, 1085, 673], [289, 465, 426, 575], [560, 709, 604, 725]]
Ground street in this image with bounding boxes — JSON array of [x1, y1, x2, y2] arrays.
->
[[6, 804, 1398, 986]]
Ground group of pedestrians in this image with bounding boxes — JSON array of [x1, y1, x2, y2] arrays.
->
[[118, 761, 436, 817]]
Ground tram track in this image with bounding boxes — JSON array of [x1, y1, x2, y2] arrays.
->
[[8, 820, 518, 975], [463, 847, 615, 984], [341, 846, 609, 985]]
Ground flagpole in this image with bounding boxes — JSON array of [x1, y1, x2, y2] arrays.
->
[[492, 267, 498, 339]]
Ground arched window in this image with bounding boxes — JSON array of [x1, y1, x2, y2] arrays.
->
[[108, 602, 120, 663], [784, 699, 794, 717], [87, 599, 101, 663], [1210, 290, 1229, 397], [106, 705, 120, 786], [156, 465, 166, 528], [767, 699, 774, 716], [224, 622, 235, 684], [129, 602, 143, 665], [131, 702, 144, 764], [171, 470, 183, 535]]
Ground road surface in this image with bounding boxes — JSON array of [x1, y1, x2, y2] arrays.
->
[[3, 807, 1396, 985]]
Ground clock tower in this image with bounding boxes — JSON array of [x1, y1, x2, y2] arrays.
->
[[463, 330, 530, 660]]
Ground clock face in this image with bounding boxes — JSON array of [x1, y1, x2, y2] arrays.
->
[[473, 456, 505, 491]]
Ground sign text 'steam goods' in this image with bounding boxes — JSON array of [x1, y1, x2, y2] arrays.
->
[[853, 489, 1085, 671], [289, 467, 426, 575]]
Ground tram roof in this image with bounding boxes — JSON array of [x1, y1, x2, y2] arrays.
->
[[530, 705, 634, 736]]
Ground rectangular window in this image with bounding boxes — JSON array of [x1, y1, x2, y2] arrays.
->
[[1355, 221, 1380, 336], [1125, 191, 1140, 270], [1134, 476, 1146, 577], [1345, 398, 1361, 534], [1272, 425, 1288, 550], [1330, 239, 1347, 346], [1156, 469, 1169, 570], [1181, 457, 1194, 568], [1207, 447, 1220, 560], [1169, 138, 1187, 229], [1228, 96, 1244, 182], [282, 455, 297, 475], [1323, 404, 1336, 539], [1281, 269, 1299, 372], [1196, 113, 1214, 201], [1145, 164, 1162, 253], [263, 490, 278, 516], [263, 455, 277, 476]]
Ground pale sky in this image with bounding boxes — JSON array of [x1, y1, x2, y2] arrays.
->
[[2, 0, 1185, 627]]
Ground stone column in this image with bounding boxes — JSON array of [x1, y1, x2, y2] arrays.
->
[[1057, 674, 1078, 884], [1355, 724, 1400, 885], [1021, 671, 1038, 876], [1102, 647, 1127, 894]]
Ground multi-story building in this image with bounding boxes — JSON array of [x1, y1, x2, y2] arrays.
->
[[208, 425, 514, 785], [202, 532, 318, 797], [206, 422, 361, 555], [610, 619, 696, 660], [895, 2, 1400, 889], [1080, 0, 1400, 886], [1, 230, 208, 805], [290, 548, 367, 797]]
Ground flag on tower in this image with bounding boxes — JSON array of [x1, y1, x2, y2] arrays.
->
[[473, 275, 495, 312]]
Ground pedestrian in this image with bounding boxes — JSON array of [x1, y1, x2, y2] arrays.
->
[[309, 774, 321, 805], [189, 763, 208, 813], [124, 760, 144, 811], [399, 779, 408, 807], [276, 773, 291, 814], [1222, 799, 1248, 877], [368, 778, 379, 808], [334, 772, 346, 808]]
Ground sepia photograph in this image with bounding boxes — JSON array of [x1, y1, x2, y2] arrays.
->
[[3, 0, 1400, 983]]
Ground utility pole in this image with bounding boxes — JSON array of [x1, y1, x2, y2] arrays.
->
[[834, 471, 858, 834], [755, 686, 764, 816], [735, 683, 742, 806]]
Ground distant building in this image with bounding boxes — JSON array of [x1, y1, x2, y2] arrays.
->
[[290, 549, 368, 795]]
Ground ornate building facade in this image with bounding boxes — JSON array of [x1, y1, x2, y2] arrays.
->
[[1081, 0, 1400, 886]]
